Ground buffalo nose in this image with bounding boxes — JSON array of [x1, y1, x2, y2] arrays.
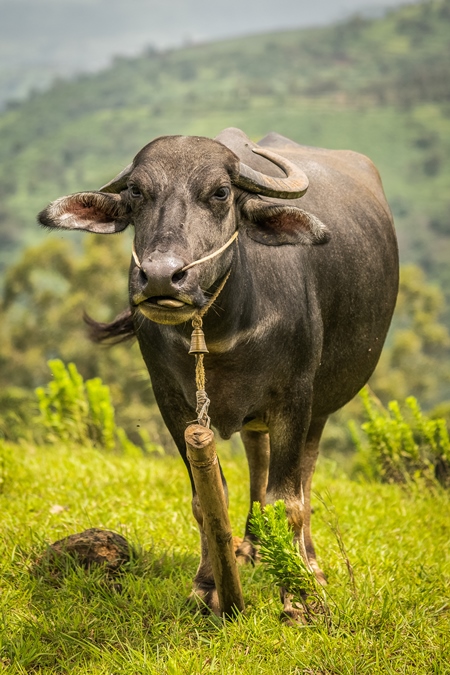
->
[[137, 256, 187, 297]]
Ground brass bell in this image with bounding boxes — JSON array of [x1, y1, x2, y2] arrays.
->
[[189, 326, 209, 354]]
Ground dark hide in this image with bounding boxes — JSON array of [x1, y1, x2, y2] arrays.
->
[[38, 128, 399, 619]]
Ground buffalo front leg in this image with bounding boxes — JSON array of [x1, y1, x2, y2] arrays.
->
[[235, 429, 270, 564], [190, 491, 222, 615], [265, 411, 324, 621]]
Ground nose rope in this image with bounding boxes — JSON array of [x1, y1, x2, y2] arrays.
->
[[189, 269, 232, 428], [181, 231, 239, 272], [132, 240, 141, 268], [131, 230, 239, 271]]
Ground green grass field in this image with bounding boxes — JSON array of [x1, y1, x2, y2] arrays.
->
[[1, 440, 449, 674]]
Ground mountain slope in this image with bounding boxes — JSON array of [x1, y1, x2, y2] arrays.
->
[[1, 0, 449, 301], [0, 0, 422, 108]]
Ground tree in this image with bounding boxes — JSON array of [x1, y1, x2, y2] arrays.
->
[[322, 265, 450, 457], [0, 235, 174, 450], [371, 265, 450, 409]]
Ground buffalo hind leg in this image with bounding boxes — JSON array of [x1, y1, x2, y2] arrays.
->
[[235, 429, 270, 564], [301, 415, 327, 586]]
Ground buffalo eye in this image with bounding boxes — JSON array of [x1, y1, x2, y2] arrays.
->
[[129, 185, 142, 199], [212, 186, 230, 201]]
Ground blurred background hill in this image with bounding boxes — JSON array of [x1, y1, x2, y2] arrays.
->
[[0, 0, 422, 108], [0, 0, 449, 451]]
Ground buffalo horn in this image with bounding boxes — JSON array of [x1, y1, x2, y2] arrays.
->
[[99, 163, 133, 193], [234, 147, 309, 199]]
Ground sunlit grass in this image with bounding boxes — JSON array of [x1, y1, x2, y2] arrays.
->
[[1, 439, 449, 673]]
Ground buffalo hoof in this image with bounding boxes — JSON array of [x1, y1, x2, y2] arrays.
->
[[234, 537, 258, 566], [188, 584, 220, 616], [280, 607, 309, 626]]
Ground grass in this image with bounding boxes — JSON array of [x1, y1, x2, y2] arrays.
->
[[1, 439, 449, 674]]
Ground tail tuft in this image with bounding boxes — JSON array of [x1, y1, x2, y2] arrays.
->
[[83, 307, 136, 344]]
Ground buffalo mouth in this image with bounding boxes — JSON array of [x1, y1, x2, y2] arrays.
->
[[135, 294, 198, 325], [147, 296, 187, 309]]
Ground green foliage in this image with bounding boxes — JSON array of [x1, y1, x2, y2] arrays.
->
[[350, 388, 450, 485], [372, 264, 450, 408], [249, 501, 330, 626], [36, 359, 118, 450], [249, 501, 317, 599], [0, 236, 173, 451], [32, 358, 163, 455]]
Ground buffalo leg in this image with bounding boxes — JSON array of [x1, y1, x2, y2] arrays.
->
[[148, 385, 226, 614], [235, 429, 270, 564], [265, 410, 324, 619], [190, 463, 229, 615], [301, 415, 327, 585]]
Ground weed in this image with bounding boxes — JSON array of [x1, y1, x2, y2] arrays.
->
[[249, 501, 330, 626]]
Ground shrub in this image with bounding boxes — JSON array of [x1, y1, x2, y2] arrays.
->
[[350, 388, 450, 486], [35, 359, 162, 454]]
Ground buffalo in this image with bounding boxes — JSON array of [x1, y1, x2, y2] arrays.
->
[[38, 127, 398, 619]]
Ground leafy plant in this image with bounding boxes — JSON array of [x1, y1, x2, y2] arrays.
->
[[35, 359, 153, 453], [350, 388, 450, 486], [249, 501, 328, 624], [36, 359, 92, 445]]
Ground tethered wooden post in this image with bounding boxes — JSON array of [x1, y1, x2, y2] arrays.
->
[[185, 423, 245, 617]]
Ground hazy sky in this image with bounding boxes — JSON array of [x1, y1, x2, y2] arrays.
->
[[1, 0, 421, 71]]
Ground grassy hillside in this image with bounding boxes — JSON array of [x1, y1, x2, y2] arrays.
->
[[1, 438, 449, 673], [0, 0, 449, 300]]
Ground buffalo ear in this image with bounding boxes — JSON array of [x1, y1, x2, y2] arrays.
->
[[37, 192, 129, 234], [241, 198, 330, 246]]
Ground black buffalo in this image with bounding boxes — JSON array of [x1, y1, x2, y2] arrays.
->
[[39, 127, 398, 618]]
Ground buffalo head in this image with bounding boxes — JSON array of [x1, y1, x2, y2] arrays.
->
[[38, 133, 329, 325]]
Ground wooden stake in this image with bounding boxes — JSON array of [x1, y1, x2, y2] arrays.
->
[[185, 424, 245, 617]]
